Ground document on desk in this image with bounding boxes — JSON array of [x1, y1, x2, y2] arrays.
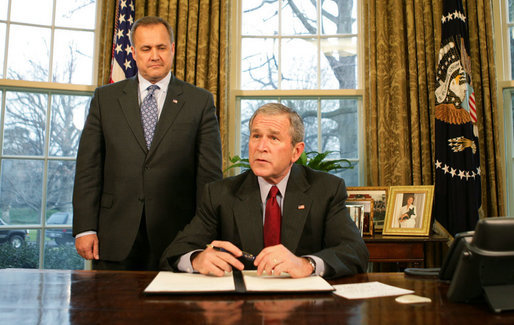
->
[[144, 270, 334, 294], [332, 281, 414, 299]]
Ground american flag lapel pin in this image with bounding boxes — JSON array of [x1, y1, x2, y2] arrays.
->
[[298, 204, 305, 210]]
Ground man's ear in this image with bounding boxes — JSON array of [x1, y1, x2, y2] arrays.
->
[[292, 142, 305, 163], [131, 46, 136, 61]]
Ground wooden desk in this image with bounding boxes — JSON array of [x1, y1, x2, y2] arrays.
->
[[364, 234, 448, 266], [1, 269, 512, 324]]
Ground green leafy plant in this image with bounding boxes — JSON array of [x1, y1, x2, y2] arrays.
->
[[224, 151, 353, 173], [296, 151, 353, 172]]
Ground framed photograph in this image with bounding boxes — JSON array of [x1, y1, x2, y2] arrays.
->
[[347, 205, 364, 237], [347, 187, 388, 233], [382, 185, 434, 236], [346, 198, 374, 236]]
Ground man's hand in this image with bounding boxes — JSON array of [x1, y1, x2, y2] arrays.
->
[[191, 240, 245, 276], [254, 244, 314, 278], [75, 234, 99, 260]]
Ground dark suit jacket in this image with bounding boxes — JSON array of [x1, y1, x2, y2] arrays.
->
[[72, 75, 222, 262], [161, 164, 369, 278]]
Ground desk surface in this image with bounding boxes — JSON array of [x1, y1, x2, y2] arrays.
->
[[0, 269, 512, 325]]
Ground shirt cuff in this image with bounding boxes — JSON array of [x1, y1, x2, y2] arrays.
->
[[76, 231, 96, 238], [304, 255, 326, 277], [177, 249, 203, 273]]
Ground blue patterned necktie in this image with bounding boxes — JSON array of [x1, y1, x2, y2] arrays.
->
[[141, 84, 159, 149]]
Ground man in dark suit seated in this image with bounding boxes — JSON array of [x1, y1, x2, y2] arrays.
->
[[161, 103, 368, 278]]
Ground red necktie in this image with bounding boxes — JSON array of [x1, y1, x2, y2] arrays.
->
[[264, 186, 281, 247]]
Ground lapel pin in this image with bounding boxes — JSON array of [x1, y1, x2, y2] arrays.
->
[[172, 99, 178, 103], [298, 205, 305, 210]]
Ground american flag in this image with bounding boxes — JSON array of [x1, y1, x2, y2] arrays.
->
[[109, 0, 137, 83], [433, 0, 481, 236]]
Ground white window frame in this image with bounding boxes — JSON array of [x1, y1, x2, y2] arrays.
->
[[492, 0, 514, 215], [227, 0, 365, 185], [0, 0, 101, 269]]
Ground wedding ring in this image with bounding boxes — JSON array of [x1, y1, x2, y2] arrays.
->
[[273, 258, 278, 264], [206, 244, 214, 249]]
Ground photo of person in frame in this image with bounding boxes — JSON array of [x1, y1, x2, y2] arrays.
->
[[391, 193, 425, 229], [398, 194, 416, 228]]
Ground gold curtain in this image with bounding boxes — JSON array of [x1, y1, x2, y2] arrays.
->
[[96, 0, 229, 158], [363, 0, 504, 219]]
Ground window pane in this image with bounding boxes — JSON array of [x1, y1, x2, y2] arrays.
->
[[282, 0, 317, 35], [511, 90, 514, 146], [239, 98, 278, 158], [509, 0, 514, 22], [7, 25, 51, 81], [55, 0, 97, 29], [281, 98, 319, 151], [333, 161, 359, 186], [281, 38, 317, 89], [53, 30, 94, 84], [321, 37, 358, 89], [44, 230, 82, 269], [321, 99, 359, 159], [50, 94, 89, 157], [46, 161, 75, 216], [511, 27, 514, 80], [0, 228, 39, 268], [0, 0, 7, 20], [10, 0, 53, 25], [3, 91, 48, 156], [321, 0, 357, 34], [241, 38, 278, 90], [242, 0, 278, 35], [0, 23, 5, 78], [0, 159, 43, 225]]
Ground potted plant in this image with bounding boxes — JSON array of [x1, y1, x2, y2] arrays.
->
[[224, 151, 353, 173]]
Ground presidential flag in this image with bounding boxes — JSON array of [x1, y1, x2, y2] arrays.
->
[[433, 0, 481, 236], [109, 0, 137, 83]]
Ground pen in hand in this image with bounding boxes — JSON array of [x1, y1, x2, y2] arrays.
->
[[206, 244, 256, 269]]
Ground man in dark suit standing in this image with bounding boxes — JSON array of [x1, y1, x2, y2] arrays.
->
[[73, 16, 222, 270], [161, 103, 368, 278]]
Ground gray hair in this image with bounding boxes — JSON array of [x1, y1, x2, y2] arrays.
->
[[249, 103, 305, 145], [130, 16, 174, 46]]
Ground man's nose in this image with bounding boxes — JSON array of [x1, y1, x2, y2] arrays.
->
[[150, 48, 159, 60], [256, 138, 268, 151]]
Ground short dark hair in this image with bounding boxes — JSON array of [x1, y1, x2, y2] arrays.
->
[[130, 16, 174, 46], [249, 103, 305, 145]]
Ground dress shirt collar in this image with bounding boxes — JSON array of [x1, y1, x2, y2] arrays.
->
[[257, 168, 291, 204], [137, 71, 172, 97]]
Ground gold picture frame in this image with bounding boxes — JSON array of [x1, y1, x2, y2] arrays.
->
[[346, 198, 374, 236], [347, 186, 388, 233], [382, 185, 434, 236]]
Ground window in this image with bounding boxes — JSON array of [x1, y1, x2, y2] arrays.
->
[[0, 0, 97, 269], [493, 0, 514, 214], [229, 0, 363, 185]]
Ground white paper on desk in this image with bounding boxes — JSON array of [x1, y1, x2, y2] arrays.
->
[[332, 281, 414, 299], [144, 271, 334, 293], [243, 270, 334, 292], [145, 271, 235, 293]]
